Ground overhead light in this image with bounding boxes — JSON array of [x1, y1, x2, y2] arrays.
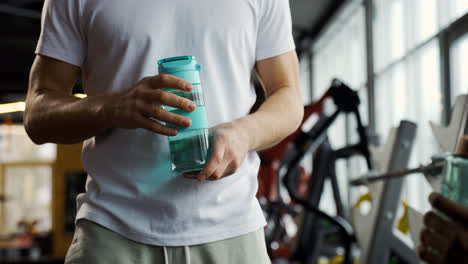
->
[[0, 102, 25, 114], [74, 93, 87, 98]]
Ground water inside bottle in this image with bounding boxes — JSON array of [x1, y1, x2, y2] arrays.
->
[[164, 85, 210, 173], [169, 128, 210, 173], [441, 155, 468, 206]]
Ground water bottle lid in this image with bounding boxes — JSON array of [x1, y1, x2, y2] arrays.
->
[[455, 135, 468, 159], [158, 56, 201, 74]]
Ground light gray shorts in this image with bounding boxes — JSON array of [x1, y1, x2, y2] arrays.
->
[[65, 219, 271, 264]]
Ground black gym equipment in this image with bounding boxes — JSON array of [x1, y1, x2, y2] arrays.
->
[[266, 79, 373, 264]]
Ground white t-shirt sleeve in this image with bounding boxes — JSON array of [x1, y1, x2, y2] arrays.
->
[[256, 0, 296, 61], [35, 0, 86, 67]]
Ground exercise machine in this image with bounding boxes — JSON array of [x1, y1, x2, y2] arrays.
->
[[260, 79, 373, 264], [353, 94, 468, 264]]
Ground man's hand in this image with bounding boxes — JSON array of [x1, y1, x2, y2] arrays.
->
[[182, 51, 302, 182], [25, 55, 198, 144], [186, 122, 250, 181], [103, 75, 196, 136], [418, 192, 468, 264]]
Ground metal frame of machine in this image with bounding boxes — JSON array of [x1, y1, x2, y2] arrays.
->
[[363, 94, 468, 264]]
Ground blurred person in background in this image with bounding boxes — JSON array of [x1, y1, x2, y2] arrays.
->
[[419, 193, 468, 264]]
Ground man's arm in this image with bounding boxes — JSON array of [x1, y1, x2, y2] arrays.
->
[[193, 51, 303, 181], [240, 50, 303, 151], [25, 55, 196, 145]]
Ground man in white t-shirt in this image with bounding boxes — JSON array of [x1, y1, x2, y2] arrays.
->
[[25, 0, 303, 263]]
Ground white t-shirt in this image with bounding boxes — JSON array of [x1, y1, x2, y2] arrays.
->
[[36, 0, 295, 246]]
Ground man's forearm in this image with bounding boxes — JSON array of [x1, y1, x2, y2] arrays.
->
[[24, 90, 111, 145], [234, 86, 303, 152], [26, 54, 198, 145]]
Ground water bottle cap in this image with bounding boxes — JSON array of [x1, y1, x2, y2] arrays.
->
[[158, 56, 201, 74], [455, 135, 468, 159]]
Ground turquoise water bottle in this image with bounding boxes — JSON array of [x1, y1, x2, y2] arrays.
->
[[158, 56, 210, 173], [440, 135, 468, 206]]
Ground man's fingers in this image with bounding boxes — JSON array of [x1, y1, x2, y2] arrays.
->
[[198, 140, 225, 181], [183, 172, 199, 180], [420, 227, 450, 253], [429, 192, 468, 224], [221, 162, 238, 178], [149, 74, 193, 91], [135, 115, 178, 136], [424, 211, 455, 238], [417, 245, 445, 264], [208, 160, 230, 181], [139, 103, 191, 128], [139, 89, 195, 112], [447, 245, 468, 264], [458, 230, 468, 249]]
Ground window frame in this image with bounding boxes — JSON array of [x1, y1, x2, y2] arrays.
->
[[440, 12, 468, 123], [309, 0, 468, 212]]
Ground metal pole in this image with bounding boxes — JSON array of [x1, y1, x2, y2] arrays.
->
[[439, 29, 452, 125], [364, 0, 376, 131], [309, 51, 314, 100], [365, 121, 419, 264]]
